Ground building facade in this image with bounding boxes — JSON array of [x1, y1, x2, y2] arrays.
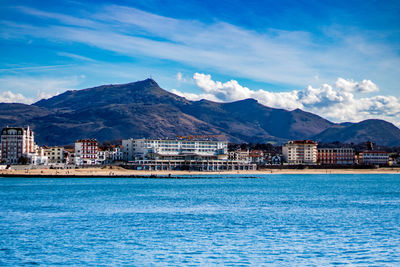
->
[[359, 151, 389, 166], [249, 150, 265, 164], [282, 140, 318, 165], [74, 139, 99, 165], [228, 149, 250, 163], [110, 145, 123, 162], [122, 138, 228, 161], [97, 145, 123, 164], [122, 138, 256, 171], [105, 145, 123, 164], [44, 146, 65, 164], [29, 147, 49, 165], [271, 155, 282, 165], [97, 149, 108, 165], [1, 126, 35, 164], [318, 148, 354, 165], [127, 159, 256, 171]]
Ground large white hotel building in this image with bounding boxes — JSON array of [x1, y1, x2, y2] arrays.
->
[[123, 138, 228, 161], [122, 138, 255, 171]]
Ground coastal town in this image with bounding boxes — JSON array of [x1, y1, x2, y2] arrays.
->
[[0, 126, 398, 172]]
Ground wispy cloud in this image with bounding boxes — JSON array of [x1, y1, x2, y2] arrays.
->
[[14, 6, 100, 28], [0, 64, 76, 73], [0, 3, 399, 128], [57, 52, 95, 62], [2, 4, 399, 91]]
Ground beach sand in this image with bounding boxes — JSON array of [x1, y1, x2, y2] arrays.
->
[[1, 166, 400, 177]]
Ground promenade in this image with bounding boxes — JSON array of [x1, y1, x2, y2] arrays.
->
[[1, 166, 399, 177]]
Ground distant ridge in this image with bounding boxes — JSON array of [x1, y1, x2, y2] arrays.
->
[[314, 119, 400, 147], [0, 78, 399, 146]]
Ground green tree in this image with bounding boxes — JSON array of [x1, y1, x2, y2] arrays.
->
[[17, 156, 29, 165]]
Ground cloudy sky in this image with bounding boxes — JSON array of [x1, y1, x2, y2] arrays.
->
[[0, 0, 399, 125]]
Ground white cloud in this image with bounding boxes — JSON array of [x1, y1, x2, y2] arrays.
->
[[0, 91, 33, 104], [176, 72, 184, 82], [0, 4, 398, 126], [187, 73, 400, 126], [2, 5, 399, 92], [171, 88, 220, 102], [15, 6, 99, 28], [57, 52, 95, 62], [335, 77, 379, 93], [36, 91, 59, 100], [0, 64, 75, 72], [0, 75, 83, 103], [192, 73, 301, 109]]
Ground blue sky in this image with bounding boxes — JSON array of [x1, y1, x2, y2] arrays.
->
[[0, 0, 399, 125]]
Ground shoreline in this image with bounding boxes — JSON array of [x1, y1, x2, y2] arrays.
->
[[1, 167, 400, 178]]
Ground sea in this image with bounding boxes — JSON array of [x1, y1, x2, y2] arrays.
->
[[0, 174, 399, 266]]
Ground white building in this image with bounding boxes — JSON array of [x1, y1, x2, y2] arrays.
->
[[359, 151, 389, 166], [229, 149, 251, 163], [29, 147, 49, 165], [44, 146, 66, 164], [110, 145, 123, 162], [121, 138, 255, 171], [1, 126, 35, 164], [122, 138, 228, 161], [105, 145, 123, 164], [74, 139, 99, 165], [249, 150, 265, 164], [97, 149, 109, 165], [282, 140, 318, 165]]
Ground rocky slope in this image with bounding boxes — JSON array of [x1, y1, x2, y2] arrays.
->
[[0, 78, 398, 146]]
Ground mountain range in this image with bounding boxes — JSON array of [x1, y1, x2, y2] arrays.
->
[[1, 78, 400, 146]]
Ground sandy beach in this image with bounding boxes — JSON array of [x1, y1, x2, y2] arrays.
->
[[1, 166, 400, 177]]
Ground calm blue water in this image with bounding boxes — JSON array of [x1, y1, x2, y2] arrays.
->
[[1, 174, 400, 266]]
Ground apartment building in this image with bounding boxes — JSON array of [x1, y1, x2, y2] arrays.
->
[[282, 140, 318, 165], [228, 149, 250, 163], [44, 146, 65, 164], [318, 148, 354, 165], [359, 151, 389, 166], [74, 139, 99, 165], [111, 145, 123, 162], [1, 126, 35, 164]]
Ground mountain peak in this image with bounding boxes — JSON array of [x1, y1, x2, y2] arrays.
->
[[33, 78, 186, 111], [135, 78, 159, 87], [292, 108, 303, 112], [238, 98, 258, 103]]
